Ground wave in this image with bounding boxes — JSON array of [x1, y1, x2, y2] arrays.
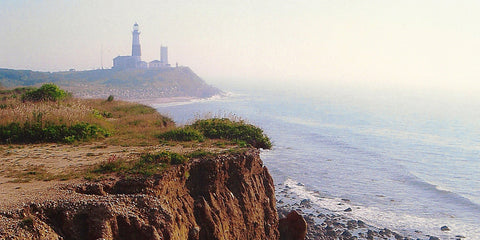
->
[[401, 171, 480, 212], [275, 115, 480, 153]]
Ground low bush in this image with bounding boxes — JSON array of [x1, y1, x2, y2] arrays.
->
[[191, 118, 272, 149], [0, 121, 110, 144], [157, 127, 204, 142], [157, 118, 272, 149], [21, 83, 69, 102]]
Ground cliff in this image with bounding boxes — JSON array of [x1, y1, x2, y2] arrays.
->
[[0, 67, 221, 100], [0, 149, 279, 240]]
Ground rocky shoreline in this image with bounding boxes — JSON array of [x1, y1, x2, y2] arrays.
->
[[275, 182, 465, 240]]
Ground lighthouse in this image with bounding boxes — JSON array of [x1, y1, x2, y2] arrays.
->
[[113, 23, 169, 70], [132, 23, 141, 62]]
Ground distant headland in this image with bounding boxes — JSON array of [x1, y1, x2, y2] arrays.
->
[[0, 67, 221, 101], [0, 23, 221, 101]]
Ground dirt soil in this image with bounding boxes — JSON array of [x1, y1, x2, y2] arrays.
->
[[0, 141, 200, 210]]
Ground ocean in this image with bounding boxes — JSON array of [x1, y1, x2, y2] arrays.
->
[[151, 80, 480, 239]]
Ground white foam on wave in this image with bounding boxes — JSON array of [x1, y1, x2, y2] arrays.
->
[[149, 92, 235, 108], [278, 178, 478, 240]]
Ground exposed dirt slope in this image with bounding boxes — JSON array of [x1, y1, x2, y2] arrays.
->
[[0, 149, 279, 240]]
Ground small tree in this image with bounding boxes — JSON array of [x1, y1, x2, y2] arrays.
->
[[107, 95, 114, 102], [22, 83, 68, 102]]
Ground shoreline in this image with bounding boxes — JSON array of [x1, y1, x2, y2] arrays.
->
[[108, 94, 471, 239], [275, 180, 466, 240]]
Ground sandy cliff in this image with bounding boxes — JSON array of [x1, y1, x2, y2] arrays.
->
[[0, 149, 278, 240]]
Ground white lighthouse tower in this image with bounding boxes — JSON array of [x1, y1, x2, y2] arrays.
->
[[131, 23, 141, 63]]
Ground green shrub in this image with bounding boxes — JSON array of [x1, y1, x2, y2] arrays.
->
[[158, 127, 204, 142], [157, 118, 272, 149], [107, 95, 114, 102], [0, 121, 110, 144], [21, 83, 69, 102], [191, 118, 272, 149]]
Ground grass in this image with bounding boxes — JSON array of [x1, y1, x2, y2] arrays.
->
[[5, 165, 79, 183], [0, 87, 35, 97], [0, 85, 270, 183], [5, 150, 193, 182], [0, 84, 174, 145], [91, 151, 189, 177], [91, 99, 174, 146]]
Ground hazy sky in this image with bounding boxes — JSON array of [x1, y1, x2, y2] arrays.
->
[[1, 0, 480, 90]]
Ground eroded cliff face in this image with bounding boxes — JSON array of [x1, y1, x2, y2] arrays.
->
[[0, 149, 278, 240]]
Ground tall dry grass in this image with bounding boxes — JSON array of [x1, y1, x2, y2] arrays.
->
[[84, 99, 175, 141], [0, 98, 97, 126], [0, 92, 175, 146]]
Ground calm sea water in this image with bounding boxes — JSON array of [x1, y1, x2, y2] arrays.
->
[[152, 81, 480, 239]]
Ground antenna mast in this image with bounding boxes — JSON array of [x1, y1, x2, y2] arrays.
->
[[101, 44, 104, 70]]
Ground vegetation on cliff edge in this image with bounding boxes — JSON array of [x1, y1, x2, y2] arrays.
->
[[92, 151, 189, 177], [0, 84, 270, 182], [158, 118, 272, 149], [0, 84, 174, 145]]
